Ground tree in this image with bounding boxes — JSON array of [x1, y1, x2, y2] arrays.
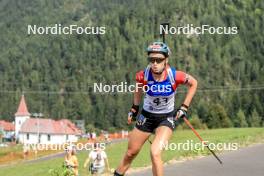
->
[[0, 0, 263, 131], [207, 104, 233, 128], [234, 109, 248, 127], [86, 124, 96, 133], [249, 109, 261, 127], [190, 114, 208, 129]]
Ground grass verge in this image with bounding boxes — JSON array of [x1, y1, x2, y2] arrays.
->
[[0, 128, 264, 176]]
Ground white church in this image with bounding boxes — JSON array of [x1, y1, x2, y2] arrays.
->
[[15, 95, 82, 144]]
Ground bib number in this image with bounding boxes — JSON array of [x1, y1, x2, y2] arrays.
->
[[153, 97, 168, 106]]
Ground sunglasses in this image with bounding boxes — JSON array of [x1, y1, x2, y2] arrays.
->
[[148, 57, 166, 64]]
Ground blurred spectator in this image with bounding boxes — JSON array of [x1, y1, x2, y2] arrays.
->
[[84, 143, 110, 175], [64, 145, 79, 176], [23, 144, 30, 159]]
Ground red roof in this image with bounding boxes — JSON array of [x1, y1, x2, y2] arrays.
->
[[0, 120, 15, 131], [15, 95, 30, 116], [19, 118, 82, 135]]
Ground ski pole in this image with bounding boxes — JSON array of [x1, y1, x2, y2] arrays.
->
[[183, 117, 223, 165]]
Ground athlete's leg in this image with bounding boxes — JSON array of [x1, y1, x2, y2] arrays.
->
[[115, 128, 151, 175], [150, 126, 173, 176]]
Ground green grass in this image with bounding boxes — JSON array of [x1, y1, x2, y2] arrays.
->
[[0, 144, 23, 157], [1, 128, 264, 176]]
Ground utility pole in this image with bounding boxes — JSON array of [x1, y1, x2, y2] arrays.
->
[[32, 113, 43, 144]]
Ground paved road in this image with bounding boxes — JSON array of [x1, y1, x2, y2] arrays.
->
[[129, 144, 264, 176]]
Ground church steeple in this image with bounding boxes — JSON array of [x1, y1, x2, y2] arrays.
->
[[15, 94, 30, 116], [15, 94, 31, 139]]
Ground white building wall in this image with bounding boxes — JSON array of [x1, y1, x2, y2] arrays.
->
[[68, 134, 79, 142], [18, 133, 25, 143], [15, 116, 30, 138], [43, 134, 65, 144], [19, 133, 38, 144], [18, 133, 79, 144]]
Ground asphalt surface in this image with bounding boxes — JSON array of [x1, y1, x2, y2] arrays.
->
[[129, 144, 264, 176]]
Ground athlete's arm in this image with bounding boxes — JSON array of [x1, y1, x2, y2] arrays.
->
[[133, 85, 143, 105], [134, 70, 144, 105], [183, 74, 197, 107], [175, 71, 197, 107], [83, 153, 92, 168], [104, 155, 111, 171], [72, 156, 78, 168], [127, 71, 144, 124], [83, 157, 90, 168], [175, 71, 197, 119]]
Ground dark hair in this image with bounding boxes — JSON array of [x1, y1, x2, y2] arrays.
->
[[93, 142, 100, 149]]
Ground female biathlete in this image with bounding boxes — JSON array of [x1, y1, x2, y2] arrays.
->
[[114, 41, 198, 176]]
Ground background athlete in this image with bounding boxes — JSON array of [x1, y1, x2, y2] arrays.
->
[[114, 41, 198, 176]]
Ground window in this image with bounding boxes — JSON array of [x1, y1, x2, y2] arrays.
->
[[38, 134, 41, 143], [66, 135, 69, 140], [26, 133, 29, 140], [47, 134, 51, 141]]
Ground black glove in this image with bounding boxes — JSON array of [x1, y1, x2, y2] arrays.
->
[[175, 104, 188, 120], [128, 104, 139, 121]]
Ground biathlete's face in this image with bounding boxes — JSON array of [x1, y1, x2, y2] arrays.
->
[[148, 53, 168, 74]]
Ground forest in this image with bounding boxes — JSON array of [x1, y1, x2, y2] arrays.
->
[[0, 0, 263, 131]]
